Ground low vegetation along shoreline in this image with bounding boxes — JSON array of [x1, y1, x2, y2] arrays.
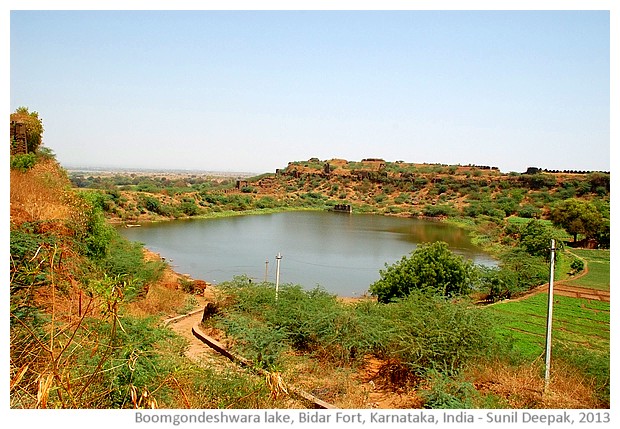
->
[[11, 114, 609, 409]]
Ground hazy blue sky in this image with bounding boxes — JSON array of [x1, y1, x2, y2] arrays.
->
[[10, 9, 611, 174]]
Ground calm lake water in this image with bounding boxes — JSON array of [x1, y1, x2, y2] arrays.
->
[[119, 211, 496, 297]]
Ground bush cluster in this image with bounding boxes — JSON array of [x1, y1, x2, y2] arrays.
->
[[10, 153, 38, 172], [211, 277, 498, 379]]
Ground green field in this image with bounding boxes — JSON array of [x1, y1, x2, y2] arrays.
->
[[564, 249, 610, 291], [487, 293, 610, 359]]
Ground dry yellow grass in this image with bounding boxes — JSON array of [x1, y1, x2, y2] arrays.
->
[[126, 250, 194, 317], [127, 281, 187, 318], [10, 159, 84, 228], [468, 359, 602, 409]]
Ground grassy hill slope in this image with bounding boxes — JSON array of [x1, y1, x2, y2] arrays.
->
[[9, 158, 296, 409], [70, 158, 610, 229]]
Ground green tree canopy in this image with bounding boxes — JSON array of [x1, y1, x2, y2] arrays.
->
[[550, 198, 605, 242], [370, 241, 475, 303], [518, 219, 564, 261], [11, 106, 44, 153]]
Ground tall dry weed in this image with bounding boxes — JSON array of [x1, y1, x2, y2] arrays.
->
[[10, 160, 80, 226], [127, 281, 186, 317], [469, 358, 602, 409]]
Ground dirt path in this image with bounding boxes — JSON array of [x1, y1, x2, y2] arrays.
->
[[167, 310, 219, 363], [557, 249, 610, 301], [162, 283, 241, 369], [502, 282, 609, 304], [497, 248, 609, 303], [158, 249, 608, 410], [550, 284, 609, 301]]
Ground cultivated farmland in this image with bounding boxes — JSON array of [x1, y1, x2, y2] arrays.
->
[[487, 249, 610, 358], [487, 293, 609, 359]]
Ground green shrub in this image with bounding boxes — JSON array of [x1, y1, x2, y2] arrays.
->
[[200, 192, 226, 205], [85, 315, 185, 408], [214, 278, 386, 365], [10, 228, 61, 310], [517, 205, 541, 219], [256, 196, 279, 209], [212, 277, 499, 385], [98, 235, 164, 298], [140, 195, 161, 213], [475, 265, 519, 301], [218, 313, 287, 369], [227, 194, 253, 211], [240, 185, 256, 193], [374, 193, 387, 204], [370, 242, 475, 303], [82, 190, 116, 212], [381, 292, 496, 375], [422, 204, 458, 217], [179, 200, 200, 216], [570, 258, 585, 273], [498, 248, 549, 292], [419, 371, 479, 408], [155, 203, 179, 217], [78, 193, 115, 258], [394, 192, 410, 204], [10, 153, 37, 171], [520, 174, 557, 190]]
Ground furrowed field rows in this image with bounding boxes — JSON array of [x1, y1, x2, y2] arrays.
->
[[565, 249, 610, 291], [570, 249, 610, 263], [490, 304, 609, 326], [525, 292, 610, 311], [553, 320, 609, 338], [498, 326, 605, 349], [491, 311, 610, 340], [490, 295, 609, 319], [496, 317, 609, 343], [509, 291, 610, 310], [489, 301, 610, 330], [487, 293, 610, 356], [493, 324, 609, 355], [565, 265, 610, 290]]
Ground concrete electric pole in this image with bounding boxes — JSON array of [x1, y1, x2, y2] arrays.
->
[[544, 239, 556, 393], [275, 252, 282, 301]]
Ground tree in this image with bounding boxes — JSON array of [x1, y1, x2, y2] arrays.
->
[[518, 219, 563, 261], [549, 198, 604, 242], [592, 200, 610, 248], [499, 248, 549, 292], [476, 265, 519, 301], [10, 106, 44, 153], [370, 241, 475, 303]]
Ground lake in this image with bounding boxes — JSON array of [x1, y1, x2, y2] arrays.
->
[[118, 211, 496, 297]]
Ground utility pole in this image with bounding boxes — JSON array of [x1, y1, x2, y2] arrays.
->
[[275, 252, 282, 301], [264, 258, 269, 283], [544, 239, 556, 394]]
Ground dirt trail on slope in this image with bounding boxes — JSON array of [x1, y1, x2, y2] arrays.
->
[[163, 283, 236, 367], [167, 310, 219, 363]]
